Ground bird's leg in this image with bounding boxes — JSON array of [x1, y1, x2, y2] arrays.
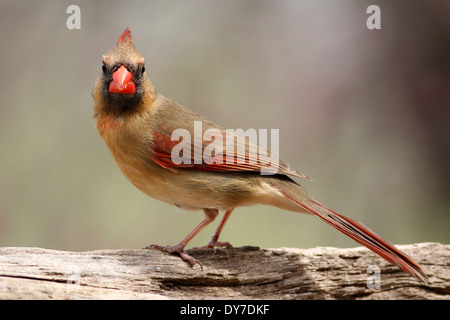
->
[[193, 209, 234, 250], [145, 208, 219, 268]]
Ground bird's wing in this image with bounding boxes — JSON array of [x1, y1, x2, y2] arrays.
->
[[150, 117, 310, 180]]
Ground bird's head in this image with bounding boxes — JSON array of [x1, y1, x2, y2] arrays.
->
[[96, 28, 152, 115]]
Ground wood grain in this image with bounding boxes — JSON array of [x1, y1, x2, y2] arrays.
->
[[0, 243, 448, 299]]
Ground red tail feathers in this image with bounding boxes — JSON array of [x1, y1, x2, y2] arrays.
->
[[282, 191, 428, 282]]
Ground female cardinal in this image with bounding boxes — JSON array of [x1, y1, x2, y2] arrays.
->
[[93, 28, 427, 283]]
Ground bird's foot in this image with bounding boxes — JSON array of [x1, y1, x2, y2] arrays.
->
[[192, 239, 233, 250], [144, 243, 203, 270]]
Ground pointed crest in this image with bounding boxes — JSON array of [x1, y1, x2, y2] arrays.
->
[[102, 27, 144, 68], [117, 27, 132, 44]]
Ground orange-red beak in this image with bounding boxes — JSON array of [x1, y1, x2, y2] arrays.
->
[[109, 65, 136, 94]]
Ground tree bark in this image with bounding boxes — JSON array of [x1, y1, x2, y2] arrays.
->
[[0, 242, 448, 300]]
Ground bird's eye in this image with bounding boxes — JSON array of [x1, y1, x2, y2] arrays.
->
[[141, 65, 145, 74], [102, 64, 107, 74]]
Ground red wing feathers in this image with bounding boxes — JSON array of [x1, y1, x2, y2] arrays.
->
[[150, 128, 309, 179]]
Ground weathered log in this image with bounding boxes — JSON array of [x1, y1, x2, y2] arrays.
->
[[0, 242, 448, 300]]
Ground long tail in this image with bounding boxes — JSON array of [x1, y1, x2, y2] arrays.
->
[[278, 187, 428, 283]]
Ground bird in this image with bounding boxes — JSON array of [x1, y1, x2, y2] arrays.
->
[[92, 28, 428, 283]]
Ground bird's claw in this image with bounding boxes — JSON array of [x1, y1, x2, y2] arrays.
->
[[144, 243, 203, 270], [192, 240, 233, 250]]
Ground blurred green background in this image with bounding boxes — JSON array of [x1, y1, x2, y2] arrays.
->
[[0, 0, 448, 252]]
